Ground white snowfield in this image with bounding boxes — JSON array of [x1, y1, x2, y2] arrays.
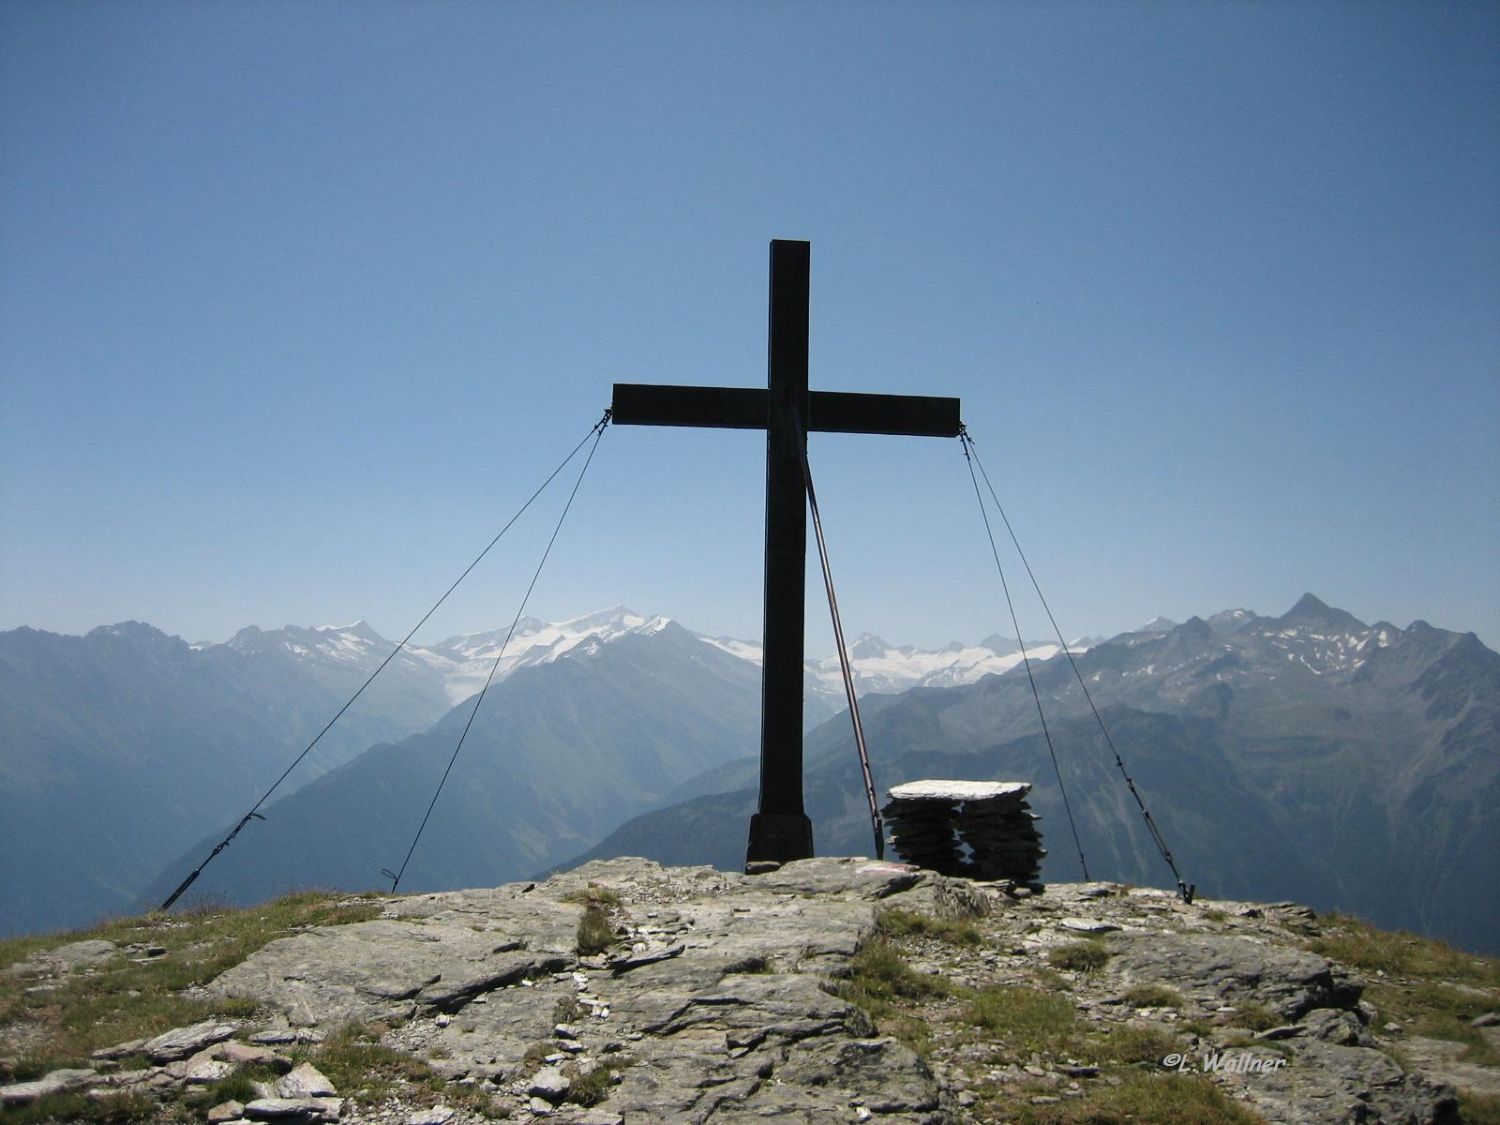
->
[[256, 606, 1082, 707]]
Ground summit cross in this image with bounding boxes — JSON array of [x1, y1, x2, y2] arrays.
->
[[611, 240, 961, 867]]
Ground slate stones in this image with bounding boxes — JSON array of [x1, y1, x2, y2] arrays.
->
[[0, 1069, 97, 1106], [142, 1019, 241, 1063], [882, 779, 1045, 884]]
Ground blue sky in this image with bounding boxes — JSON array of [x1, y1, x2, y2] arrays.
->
[[2, 1, 1496, 652]]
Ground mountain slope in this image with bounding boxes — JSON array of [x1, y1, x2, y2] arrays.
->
[[566, 597, 1500, 954], [0, 623, 439, 935], [139, 621, 763, 907]]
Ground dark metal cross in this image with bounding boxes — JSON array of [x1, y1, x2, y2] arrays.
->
[[611, 240, 961, 866]]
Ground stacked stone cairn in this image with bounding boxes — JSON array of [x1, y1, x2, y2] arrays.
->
[[882, 779, 1044, 886]]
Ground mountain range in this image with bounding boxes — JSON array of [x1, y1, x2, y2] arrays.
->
[[221, 608, 1061, 722], [570, 595, 1500, 954], [3, 596, 1494, 956], [0, 608, 1042, 936]]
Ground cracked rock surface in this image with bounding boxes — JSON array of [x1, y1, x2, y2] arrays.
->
[[212, 857, 950, 1123], [7, 857, 1488, 1123]]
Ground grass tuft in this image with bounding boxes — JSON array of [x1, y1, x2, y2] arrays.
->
[[307, 1022, 430, 1094], [1015, 1071, 1263, 1124], [963, 985, 1076, 1060], [835, 938, 953, 1056], [1097, 1022, 1182, 1065], [1122, 984, 1184, 1009], [575, 906, 616, 956], [1219, 1001, 1282, 1032], [1309, 913, 1497, 986], [876, 909, 982, 946], [1047, 940, 1111, 973], [843, 940, 952, 1006], [563, 1056, 632, 1106]]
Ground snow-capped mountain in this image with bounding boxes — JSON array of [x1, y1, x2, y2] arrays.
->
[[811, 635, 1073, 696], [234, 607, 1072, 713], [701, 630, 1078, 701], [224, 609, 676, 711], [422, 608, 673, 704]]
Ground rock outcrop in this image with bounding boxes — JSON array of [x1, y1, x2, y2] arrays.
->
[[210, 857, 946, 1123], [3, 857, 1485, 1123]]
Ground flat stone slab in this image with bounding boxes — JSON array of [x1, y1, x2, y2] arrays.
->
[[243, 1096, 344, 1121], [0, 1068, 97, 1106], [4, 939, 118, 976], [887, 780, 1031, 802], [1107, 932, 1359, 1020], [142, 1020, 241, 1063]]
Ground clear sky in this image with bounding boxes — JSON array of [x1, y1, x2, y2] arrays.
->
[[2, 1, 1496, 653]]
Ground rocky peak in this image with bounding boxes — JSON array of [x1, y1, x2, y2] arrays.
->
[[1277, 593, 1369, 635], [5, 859, 1480, 1124]]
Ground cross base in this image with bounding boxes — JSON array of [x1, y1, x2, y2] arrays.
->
[[745, 811, 815, 868]]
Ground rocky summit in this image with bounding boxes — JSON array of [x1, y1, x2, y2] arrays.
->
[[3, 858, 1494, 1124]]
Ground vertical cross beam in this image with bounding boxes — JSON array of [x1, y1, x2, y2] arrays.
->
[[746, 240, 816, 864]]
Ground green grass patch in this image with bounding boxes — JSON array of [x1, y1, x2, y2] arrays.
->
[[1012, 1071, 1264, 1124], [197, 1069, 262, 1106], [1091, 1022, 1182, 1066], [1386, 980, 1500, 1066], [1219, 1001, 1282, 1032], [1459, 1091, 1500, 1125], [843, 940, 952, 1006], [0, 1091, 160, 1124], [876, 909, 982, 946], [835, 939, 953, 1057], [1309, 914, 1498, 987], [300, 1023, 499, 1117], [1047, 941, 1111, 973], [0, 891, 382, 1076], [563, 1056, 632, 1106], [962, 985, 1076, 1060], [1308, 914, 1499, 1065], [1122, 984, 1184, 1009], [307, 1022, 430, 1094]]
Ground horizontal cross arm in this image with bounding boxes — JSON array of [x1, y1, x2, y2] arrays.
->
[[613, 383, 961, 438], [808, 391, 961, 438], [611, 383, 767, 429]]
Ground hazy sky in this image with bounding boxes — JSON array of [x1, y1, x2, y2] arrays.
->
[[3, 2, 1496, 652]]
